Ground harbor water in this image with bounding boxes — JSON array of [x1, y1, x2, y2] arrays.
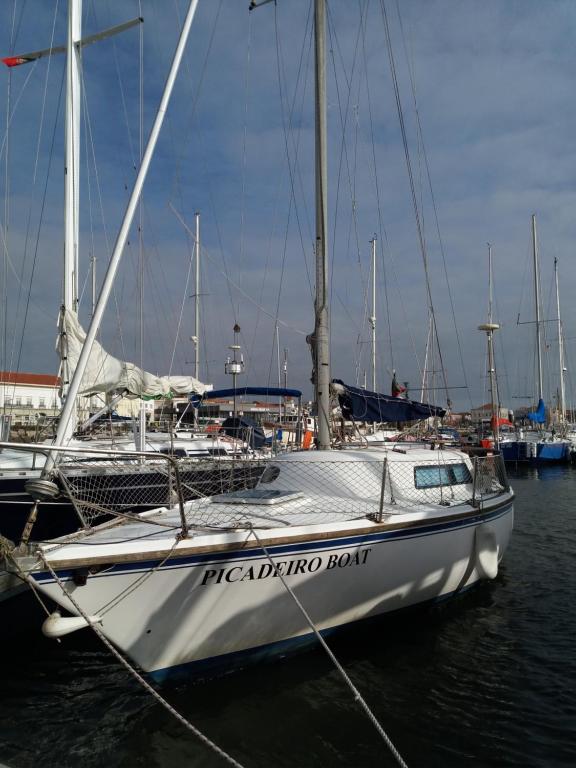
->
[[1, 464, 575, 767]]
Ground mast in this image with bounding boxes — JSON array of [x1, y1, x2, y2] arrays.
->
[[60, 0, 82, 417], [313, 0, 330, 449], [554, 257, 566, 423], [64, 0, 81, 317], [45, 0, 201, 465], [369, 236, 377, 392], [532, 214, 544, 403], [194, 211, 200, 381], [478, 243, 500, 448]]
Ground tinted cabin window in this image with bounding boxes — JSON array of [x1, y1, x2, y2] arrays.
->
[[414, 463, 472, 489], [159, 448, 187, 457]]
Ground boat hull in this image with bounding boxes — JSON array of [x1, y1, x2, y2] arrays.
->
[[500, 440, 570, 463], [30, 496, 514, 680]]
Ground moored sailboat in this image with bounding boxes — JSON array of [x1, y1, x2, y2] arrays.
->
[[3, 0, 514, 679], [500, 216, 570, 463]]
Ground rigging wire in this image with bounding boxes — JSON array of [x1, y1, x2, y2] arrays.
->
[[326, 3, 372, 383], [9, 66, 65, 403], [39, 554, 247, 768], [356, 2, 427, 391], [358, 1, 397, 377], [170, 205, 307, 337], [378, 0, 451, 407], [394, 0, 473, 410], [248, 1, 314, 385]]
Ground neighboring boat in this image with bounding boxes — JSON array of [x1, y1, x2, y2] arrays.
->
[[2, 0, 514, 680], [0, 2, 270, 546], [500, 216, 570, 463]]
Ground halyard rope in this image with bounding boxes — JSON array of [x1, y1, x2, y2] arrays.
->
[[38, 552, 247, 768], [249, 525, 409, 768]]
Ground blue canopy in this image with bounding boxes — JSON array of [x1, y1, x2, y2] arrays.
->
[[190, 386, 302, 408], [333, 379, 445, 423], [526, 398, 546, 424]]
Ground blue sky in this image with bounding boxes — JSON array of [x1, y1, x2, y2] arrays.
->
[[1, 0, 576, 413]]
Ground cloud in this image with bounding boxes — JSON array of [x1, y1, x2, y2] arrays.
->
[[1, 0, 575, 413]]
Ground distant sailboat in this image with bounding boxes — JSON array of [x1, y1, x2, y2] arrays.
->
[[500, 216, 570, 463]]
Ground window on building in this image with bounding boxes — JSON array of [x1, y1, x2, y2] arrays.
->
[[15, 397, 22, 406], [27, 397, 33, 407], [39, 397, 46, 408]]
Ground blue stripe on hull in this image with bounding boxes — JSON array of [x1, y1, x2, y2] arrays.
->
[[32, 501, 513, 584]]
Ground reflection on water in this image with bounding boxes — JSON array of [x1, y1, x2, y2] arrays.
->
[[1, 466, 576, 767], [507, 462, 573, 483]]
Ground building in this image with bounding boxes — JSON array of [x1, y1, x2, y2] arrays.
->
[[470, 403, 512, 423], [0, 371, 60, 427]]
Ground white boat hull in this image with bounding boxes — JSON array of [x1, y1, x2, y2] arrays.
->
[[31, 495, 513, 680]]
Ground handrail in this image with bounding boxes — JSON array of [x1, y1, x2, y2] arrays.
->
[[0, 441, 189, 537]]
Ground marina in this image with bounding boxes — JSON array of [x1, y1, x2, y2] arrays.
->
[[1, 464, 575, 766], [1, 0, 576, 766]]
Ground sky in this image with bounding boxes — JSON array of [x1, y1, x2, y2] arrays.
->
[[2, 0, 576, 413]]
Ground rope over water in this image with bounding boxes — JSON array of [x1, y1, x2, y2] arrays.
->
[[249, 525, 409, 768], [38, 552, 247, 768]]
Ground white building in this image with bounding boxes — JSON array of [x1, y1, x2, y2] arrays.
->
[[0, 371, 60, 426], [470, 403, 511, 423]]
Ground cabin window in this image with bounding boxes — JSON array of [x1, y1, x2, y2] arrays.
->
[[414, 463, 472, 489], [159, 448, 187, 458], [207, 448, 228, 456]]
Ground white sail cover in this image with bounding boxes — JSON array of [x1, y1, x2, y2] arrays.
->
[[60, 309, 212, 399]]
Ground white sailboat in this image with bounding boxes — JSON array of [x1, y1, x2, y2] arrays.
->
[[0, 1, 271, 546], [500, 216, 571, 462], [4, 0, 514, 679]]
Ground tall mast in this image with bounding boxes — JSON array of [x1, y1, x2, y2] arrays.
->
[[532, 214, 544, 402], [60, 0, 82, 415], [194, 211, 200, 381], [64, 0, 81, 316], [479, 244, 500, 447], [313, 0, 330, 449], [554, 257, 566, 423], [369, 236, 377, 392], [45, 0, 201, 461]]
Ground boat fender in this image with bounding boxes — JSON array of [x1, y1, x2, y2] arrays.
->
[[42, 611, 103, 639], [474, 524, 499, 580]]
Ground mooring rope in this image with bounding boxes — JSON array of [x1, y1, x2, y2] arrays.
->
[[249, 525, 409, 768], [38, 553, 247, 768]]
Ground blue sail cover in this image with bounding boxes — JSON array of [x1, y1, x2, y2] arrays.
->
[[526, 398, 546, 424], [333, 380, 445, 423], [190, 386, 302, 408]]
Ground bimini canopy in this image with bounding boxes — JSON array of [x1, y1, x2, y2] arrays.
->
[[190, 386, 302, 408], [526, 398, 546, 424], [332, 379, 445, 423]]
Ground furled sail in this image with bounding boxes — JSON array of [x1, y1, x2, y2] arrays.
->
[[332, 379, 445, 423], [60, 309, 211, 399], [526, 398, 546, 424]]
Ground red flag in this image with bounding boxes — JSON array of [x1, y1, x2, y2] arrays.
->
[[391, 372, 406, 398], [2, 56, 32, 68]]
